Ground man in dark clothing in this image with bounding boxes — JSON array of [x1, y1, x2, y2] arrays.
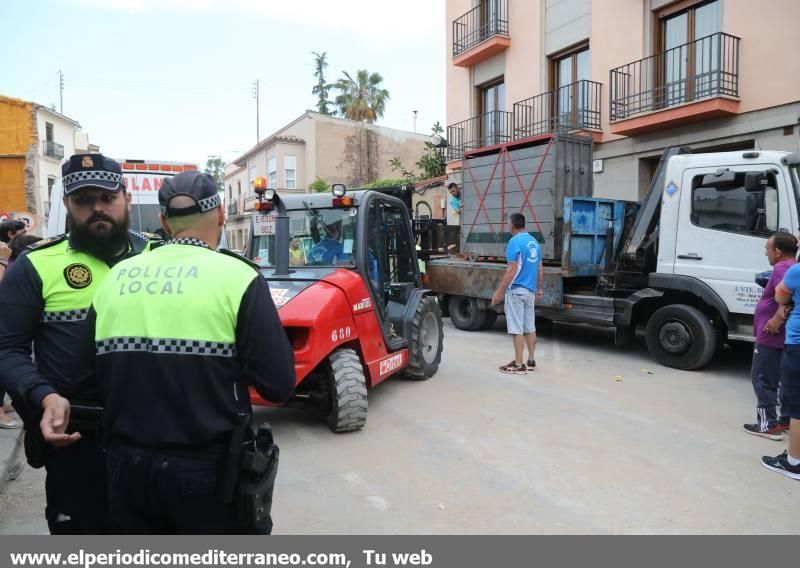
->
[[0, 154, 159, 533], [745, 233, 798, 439], [83, 171, 295, 534]]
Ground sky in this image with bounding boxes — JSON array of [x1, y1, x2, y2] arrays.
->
[[0, 0, 446, 169]]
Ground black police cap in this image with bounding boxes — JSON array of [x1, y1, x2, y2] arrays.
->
[[62, 154, 125, 195], [158, 171, 221, 218]]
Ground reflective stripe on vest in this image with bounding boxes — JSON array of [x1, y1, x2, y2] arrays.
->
[[93, 244, 258, 348]]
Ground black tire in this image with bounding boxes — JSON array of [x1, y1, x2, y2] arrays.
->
[[404, 295, 444, 380], [645, 304, 717, 370], [480, 310, 498, 330], [326, 348, 368, 433], [448, 295, 487, 331]]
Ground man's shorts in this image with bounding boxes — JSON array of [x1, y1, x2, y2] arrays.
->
[[504, 287, 536, 335], [781, 345, 800, 419]]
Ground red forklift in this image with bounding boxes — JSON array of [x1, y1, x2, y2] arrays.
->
[[246, 178, 444, 432]]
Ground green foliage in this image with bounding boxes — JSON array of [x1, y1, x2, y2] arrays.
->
[[334, 69, 390, 123], [415, 121, 446, 180], [204, 157, 226, 193], [311, 51, 335, 116], [361, 178, 413, 188], [309, 176, 330, 193], [389, 157, 416, 181]]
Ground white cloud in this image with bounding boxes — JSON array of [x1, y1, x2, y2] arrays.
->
[[65, 0, 441, 40]]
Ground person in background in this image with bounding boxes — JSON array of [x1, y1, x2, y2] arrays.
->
[[447, 182, 462, 217], [745, 233, 797, 439], [491, 213, 543, 375], [0, 219, 27, 244]]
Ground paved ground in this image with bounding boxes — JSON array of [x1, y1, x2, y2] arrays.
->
[[1, 319, 798, 534]]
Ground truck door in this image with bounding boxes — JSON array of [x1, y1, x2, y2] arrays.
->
[[674, 164, 791, 316]]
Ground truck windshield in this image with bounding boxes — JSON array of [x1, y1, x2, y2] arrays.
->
[[251, 207, 357, 268]]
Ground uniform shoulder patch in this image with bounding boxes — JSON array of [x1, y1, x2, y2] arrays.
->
[[219, 248, 260, 270], [26, 234, 67, 253]]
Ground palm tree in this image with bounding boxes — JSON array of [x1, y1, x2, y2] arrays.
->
[[334, 70, 390, 123], [311, 51, 334, 115]]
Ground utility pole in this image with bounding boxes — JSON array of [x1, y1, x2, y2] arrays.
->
[[58, 70, 64, 114], [252, 79, 260, 143], [412, 110, 418, 133]]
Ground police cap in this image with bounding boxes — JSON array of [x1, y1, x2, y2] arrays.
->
[[159, 171, 221, 218], [62, 154, 125, 195]]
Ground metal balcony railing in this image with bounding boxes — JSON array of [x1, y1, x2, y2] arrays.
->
[[42, 140, 64, 160], [513, 80, 602, 139], [452, 0, 509, 58], [227, 199, 238, 215], [446, 110, 514, 161], [610, 32, 740, 121]]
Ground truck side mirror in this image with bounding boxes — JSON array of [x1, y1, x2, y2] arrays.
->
[[764, 187, 778, 232]]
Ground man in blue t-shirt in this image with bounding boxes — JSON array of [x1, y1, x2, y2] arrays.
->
[[491, 213, 543, 375], [764, 264, 800, 480], [448, 182, 463, 218], [309, 222, 344, 264]]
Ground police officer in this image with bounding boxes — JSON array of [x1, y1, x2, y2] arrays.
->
[[85, 171, 295, 534], [0, 153, 159, 533]]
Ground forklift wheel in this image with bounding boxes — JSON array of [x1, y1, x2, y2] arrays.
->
[[326, 348, 368, 433], [448, 296, 487, 331], [403, 295, 444, 380]]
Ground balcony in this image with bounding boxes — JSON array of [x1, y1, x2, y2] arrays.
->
[[609, 32, 740, 136], [227, 199, 239, 215], [42, 140, 64, 160], [452, 0, 509, 67], [513, 80, 602, 139], [446, 110, 514, 161]]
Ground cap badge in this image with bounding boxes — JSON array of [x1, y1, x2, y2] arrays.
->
[[64, 263, 93, 289], [81, 156, 94, 168]]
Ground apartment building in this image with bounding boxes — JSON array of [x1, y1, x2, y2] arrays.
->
[[446, 0, 800, 201], [0, 95, 97, 232], [224, 111, 432, 251]]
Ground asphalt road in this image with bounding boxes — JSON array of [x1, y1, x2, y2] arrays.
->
[[1, 319, 798, 534]]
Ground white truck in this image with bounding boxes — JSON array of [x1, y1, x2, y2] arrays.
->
[[425, 142, 800, 370], [47, 159, 200, 237]]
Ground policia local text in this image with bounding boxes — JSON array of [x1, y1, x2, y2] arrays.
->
[[115, 264, 199, 295]]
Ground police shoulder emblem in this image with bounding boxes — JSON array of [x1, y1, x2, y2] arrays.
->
[[64, 263, 93, 289]]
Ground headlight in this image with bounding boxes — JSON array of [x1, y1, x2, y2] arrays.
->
[[332, 183, 347, 198]]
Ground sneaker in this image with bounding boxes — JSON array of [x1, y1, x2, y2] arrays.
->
[[761, 451, 800, 480], [779, 417, 791, 433], [743, 423, 784, 440], [527, 359, 536, 369], [499, 361, 526, 375]]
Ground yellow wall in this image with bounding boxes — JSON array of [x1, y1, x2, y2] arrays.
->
[[0, 96, 35, 215]]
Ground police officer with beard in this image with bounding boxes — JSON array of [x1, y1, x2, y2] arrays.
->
[[0, 154, 159, 533]]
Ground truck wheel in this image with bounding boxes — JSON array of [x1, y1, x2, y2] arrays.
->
[[448, 296, 487, 331], [645, 304, 717, 370], [404, 295, 444, 380], [326, 348, 368, 433], [480, 310, 498, 330]]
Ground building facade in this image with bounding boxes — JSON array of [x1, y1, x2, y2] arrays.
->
[[0, 95, 96, 233], [224, 111, 432, 251], [446, 0, 800, 201]]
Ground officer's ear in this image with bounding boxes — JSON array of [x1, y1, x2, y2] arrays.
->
[[123, 190, 132, 206], [216, 206, 224, 227], [159, 214, 173, 238]]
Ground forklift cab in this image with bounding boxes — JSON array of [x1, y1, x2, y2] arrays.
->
[[356, 191, 423, 351]]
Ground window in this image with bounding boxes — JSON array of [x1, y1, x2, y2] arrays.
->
[[47, 176, 56, 202], [691, 170, 778, 237], [550, 43, 590, 127], [248, 162, 257, 195], [285, 156, 296, 190], [237, 180, 242, 201], [45, 122, 54, 142], [656, 0, 721, 104], [477, 78, 505, 147], [267, 157, 277, 189]]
